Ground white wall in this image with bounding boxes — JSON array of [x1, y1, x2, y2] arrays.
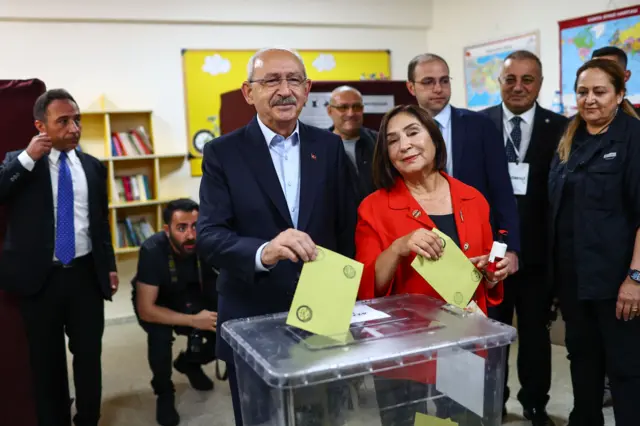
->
[[427, 0, 639, 108], [0, 0, 431, 320], [0, 1, 431, 204]]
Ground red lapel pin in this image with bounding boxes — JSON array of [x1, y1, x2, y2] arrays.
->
[[311, 153, 317, 160]]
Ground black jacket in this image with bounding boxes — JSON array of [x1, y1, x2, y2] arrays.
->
[[0, 149, 116, 299], [483, 103, 568, 266], [131, 231, 218, 313], [329, 126, 378, 207], [548, 110, 640, 299]]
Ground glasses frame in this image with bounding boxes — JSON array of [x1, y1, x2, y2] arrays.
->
[[248, 76, 308, 88]]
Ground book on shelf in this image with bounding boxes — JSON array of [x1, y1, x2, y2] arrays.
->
[[117, 217, 155, 248], [112, 174, 152, 203], [110, 126, 154, 157]]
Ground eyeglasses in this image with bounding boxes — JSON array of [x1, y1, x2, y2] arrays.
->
[[249, 76, 307, 88], [499, 76, 537, 86], [412, 76, 452, 88], [329, 103, 364, 113]]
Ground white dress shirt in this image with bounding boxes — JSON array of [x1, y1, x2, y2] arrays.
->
[[18, 148, 92, 261], [253, 116, 302, 272], [501, 103, 536, 162], [434, 104, 453, 175]]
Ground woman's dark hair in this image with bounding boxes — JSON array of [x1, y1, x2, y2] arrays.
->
[[557, 58, 638, 162], [372, 104, 447, 190]]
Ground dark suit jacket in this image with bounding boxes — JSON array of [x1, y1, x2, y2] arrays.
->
[[329, 126, 378, 207], [196, 116, 357, 361], [483, 103, 568, 266], [449, 106, 521, 253], [0, 150, 117, 299], [548, 110, 640, 299]]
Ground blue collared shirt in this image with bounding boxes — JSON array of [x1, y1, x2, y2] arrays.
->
[[434, 103, 453, 176], [254, 115, 302, 271]]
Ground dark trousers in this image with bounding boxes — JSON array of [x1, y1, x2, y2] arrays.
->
[[228, 358, 355, 426], [488, 267, 552, 410], [373, 377, 432, 426], [20, 255, 104, 426], [227, 358, 273, 426], [136, 315, 216, 396], [558, 282, 640, 426], [227, 362, 244, 426]]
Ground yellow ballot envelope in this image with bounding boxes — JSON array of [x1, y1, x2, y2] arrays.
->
[[414, 412, 458, 425], [286, 246, 364, 341], [410, 228, 483, 309]]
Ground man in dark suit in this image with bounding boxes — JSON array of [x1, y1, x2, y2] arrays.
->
[[196, 47, 356, 426], [406, 53, 521, 272], [0, 89, 118, 426], [591, 46, 640, 117], [482, 51, 567, 426], [326, 85, 377, 205]]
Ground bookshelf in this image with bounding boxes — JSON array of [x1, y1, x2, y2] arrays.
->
[[79, 110, 187, 256]]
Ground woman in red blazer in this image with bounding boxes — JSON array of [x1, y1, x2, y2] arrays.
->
[[356, 104, 509, 310], [355, 105, 510, 425]]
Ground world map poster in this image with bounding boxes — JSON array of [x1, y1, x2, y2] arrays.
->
[[560, 6, 640, 116], [463, 32, 539, 110]]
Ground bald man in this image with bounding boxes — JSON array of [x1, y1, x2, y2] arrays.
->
[[327, 86, 377, 205], [196, 47, 356, 426]]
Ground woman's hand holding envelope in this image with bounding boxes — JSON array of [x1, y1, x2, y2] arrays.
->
[[391, 228, 444, 260]]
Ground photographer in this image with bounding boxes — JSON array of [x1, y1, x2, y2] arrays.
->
[[132, 199, 218, 426]]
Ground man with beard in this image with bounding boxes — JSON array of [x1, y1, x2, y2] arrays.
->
[[132, 198, 218, 426], [591, 46, 640, 117]]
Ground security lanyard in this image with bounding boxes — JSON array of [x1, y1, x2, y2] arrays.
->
[[503, 122, 523, 163]]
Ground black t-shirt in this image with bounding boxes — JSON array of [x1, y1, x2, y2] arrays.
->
[[131, 232, 217, 312], [430, 214, 460, 248], [554, 124, 606, 285]]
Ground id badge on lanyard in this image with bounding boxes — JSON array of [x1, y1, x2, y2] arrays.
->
[[505, 127, 529, 196]]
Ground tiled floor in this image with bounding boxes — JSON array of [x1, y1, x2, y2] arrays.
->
[[68, 320, 615, 426]]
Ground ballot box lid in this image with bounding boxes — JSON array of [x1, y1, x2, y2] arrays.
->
[[221, 294, 516, 389]]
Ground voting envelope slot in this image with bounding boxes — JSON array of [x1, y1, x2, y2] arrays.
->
[[285, 306, 447, 351], [222, 294, 516, 426]]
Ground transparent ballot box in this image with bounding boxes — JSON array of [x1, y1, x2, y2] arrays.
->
[[221, 294, 517, 426]]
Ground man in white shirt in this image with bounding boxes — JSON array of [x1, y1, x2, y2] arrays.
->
[[482, 50, 568, 426], [405, 53, 521, 275], [196, 47, 355, 426], [0, 89, 118, 426]]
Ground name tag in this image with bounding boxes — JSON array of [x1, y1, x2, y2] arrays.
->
[[508, 162, 529, 195]]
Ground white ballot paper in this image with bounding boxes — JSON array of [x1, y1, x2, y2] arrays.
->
[[436, 348, 486, 418], [350, 304, 390, 324]]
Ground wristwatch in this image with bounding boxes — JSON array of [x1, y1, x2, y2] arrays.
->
[[628, 269, 640, 284]]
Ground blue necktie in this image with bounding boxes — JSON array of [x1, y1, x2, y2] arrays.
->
[[55, 151, 75, 264], [506, 116, 522, 163]]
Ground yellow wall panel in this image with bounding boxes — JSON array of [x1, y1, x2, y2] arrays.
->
[[182, 49, 390, 176]]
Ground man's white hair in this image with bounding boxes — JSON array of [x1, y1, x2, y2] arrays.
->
[[246, 47, 306, 81], [330, 85, 363, 99]]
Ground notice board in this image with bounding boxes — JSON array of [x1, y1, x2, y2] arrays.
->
[[182, 49, 391, 176]]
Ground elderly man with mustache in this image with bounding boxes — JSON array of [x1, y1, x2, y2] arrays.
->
[[196, 47, 357, 426]]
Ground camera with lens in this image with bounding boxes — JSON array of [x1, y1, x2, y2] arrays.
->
[[181, 300, 216, 364]]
